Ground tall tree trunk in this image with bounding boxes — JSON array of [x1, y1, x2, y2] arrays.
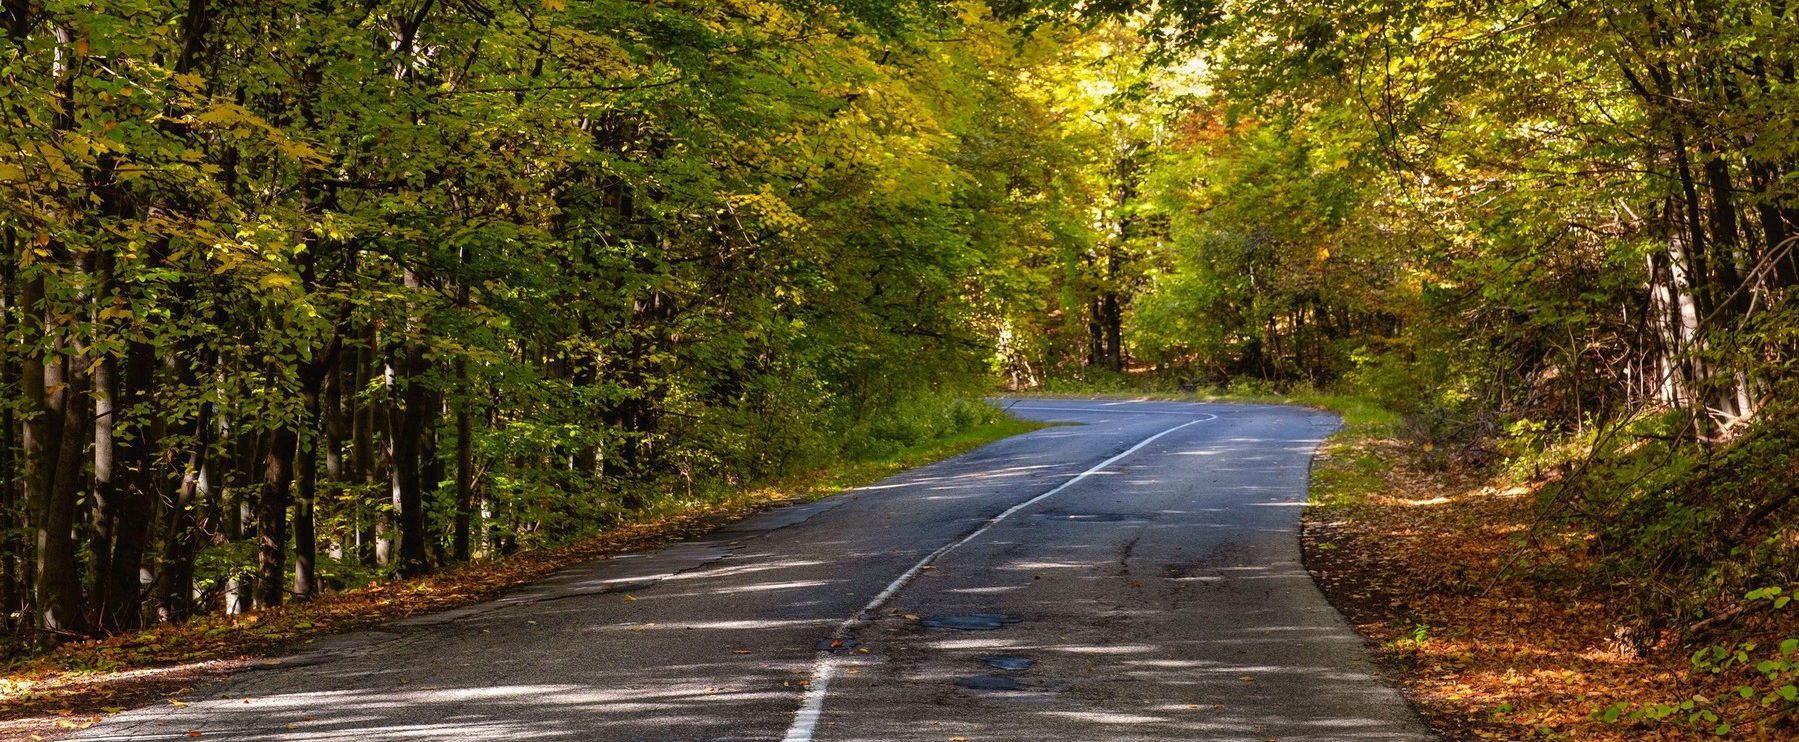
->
[[1086, 295, 1103, 369], [0, 247, 17, 632], [387, 266, 432, 576], [292, 431, 318, 600], [48, 348, 93, 633], [20, 274, 88, 638], [102, 341, 156, 631], [222, 416, 255, 614], [88, 346, 117, 622], [419, 393, 443, 564], [452, 394, 474, 563], [253, 426, 297, 608], [387, 343, 430, 576], [1101, 291, 1123, 373], [351, 342, 385, 567], [23, 24, 92, 641], [291, 356, 334, 600], [154, 399, 207, 623]]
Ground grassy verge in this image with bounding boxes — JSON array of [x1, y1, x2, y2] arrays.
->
[[0, 415, 1046, 738]]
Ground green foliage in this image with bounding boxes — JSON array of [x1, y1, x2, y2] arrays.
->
[[0, 0, 1098, 636], [1007, 1, 1799, 734], [1603, 587, 1799, 736], [1565, 399, 1799, 623]]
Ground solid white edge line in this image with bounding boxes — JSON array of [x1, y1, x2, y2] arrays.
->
[[778, 415, 1211, 742]]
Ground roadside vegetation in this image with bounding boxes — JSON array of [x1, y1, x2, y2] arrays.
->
[[0, 414, 1040, 736], [1301, 397, 1799, 742], [3, 0, 1798, 740], [995, 0, 1799, 737], [0, 0, 1112, 651]]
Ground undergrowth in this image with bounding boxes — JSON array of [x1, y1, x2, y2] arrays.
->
[[1301, 379, 1799, 740], [0, 408, 1043, 704]]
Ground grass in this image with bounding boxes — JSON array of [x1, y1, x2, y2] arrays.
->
[[766, 416, 1050, 504], [0, 414, 1048, 734]]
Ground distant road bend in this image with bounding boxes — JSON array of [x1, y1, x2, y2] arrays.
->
[[74, 399, 1435, 742]]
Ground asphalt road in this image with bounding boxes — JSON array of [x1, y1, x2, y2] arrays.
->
[[72, 399, 1435, 742]]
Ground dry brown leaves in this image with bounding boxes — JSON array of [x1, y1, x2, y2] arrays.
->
[[1301, 433, 1764, 741]]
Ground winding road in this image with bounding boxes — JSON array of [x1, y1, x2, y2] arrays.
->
[[72, 399, 1435, 741]]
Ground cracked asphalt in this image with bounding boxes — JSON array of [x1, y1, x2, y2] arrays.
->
[[69, 399, 1436, 741]]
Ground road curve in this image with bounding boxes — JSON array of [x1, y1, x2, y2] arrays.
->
[[71, 399, 1435, 742]]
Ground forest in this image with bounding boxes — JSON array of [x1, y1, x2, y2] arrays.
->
[[2, 0, 1797, 737]]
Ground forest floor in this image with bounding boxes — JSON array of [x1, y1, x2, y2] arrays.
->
[[1298, 414, 1778, 741], [0, 417, 1045, 741]]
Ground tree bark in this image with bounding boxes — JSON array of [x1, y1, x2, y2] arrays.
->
[[253, 425, 297, 608], [88, 346, 117, 622], [387, 342, 430, 576], [292, 431, 318, 600], [452, 395, 474, 563], [20, 273, 88, 638], [102, 341, 156, 631], [387, 265, 432, 576], [291, 353, 337, 601], [154, 399, 207, 623]]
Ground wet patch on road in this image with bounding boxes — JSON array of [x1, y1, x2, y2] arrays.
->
[[1029, 511, 1152, 523], [920, 613, 1023, 630], [977, 655, 1034, 671], [816, 636, 862, 652], [954, 675, 1024, 690]]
